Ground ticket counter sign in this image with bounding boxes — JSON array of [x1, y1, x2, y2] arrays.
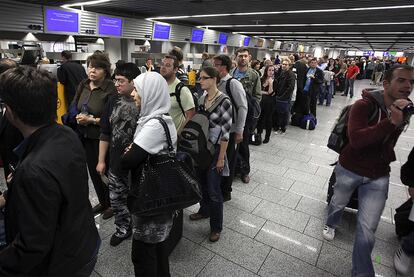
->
[[153, 23, 171, 40], [218, 33, 228, 44], [98, 16, 122, 36], [191, 29, 204, 43], [45, 8, 79, 33]]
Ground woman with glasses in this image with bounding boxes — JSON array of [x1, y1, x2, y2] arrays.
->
[[189, 66, 232, 243], [73, 52, 116, 219], [256, 65, 275, 143], [273, 59, 296, 134]]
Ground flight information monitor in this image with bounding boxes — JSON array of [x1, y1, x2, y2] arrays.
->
[[98, 16, 122, 36], [218, 33, 228, 44], [191, 29, 204, 43], [243, 37, 250, 46], [153, 23, 171, 40], [45, 8, 79, 33]]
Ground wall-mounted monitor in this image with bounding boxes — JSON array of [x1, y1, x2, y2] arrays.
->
[[44, 8, 79, 33], [98, 15, 122, 36], [153, 22, 171, 40], [218, 33, 228, 44], [243, 37, 250, 47], [191, 29, 204, 43]]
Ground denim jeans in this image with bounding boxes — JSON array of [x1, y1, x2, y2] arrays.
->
[[343, 78, 355, 97], [319, 81, 334, 106], [326, 163, 389, 277], [197, 148, 224, 233]]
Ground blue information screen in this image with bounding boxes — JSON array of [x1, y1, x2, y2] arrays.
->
[[243, 37, 251, 46], [45, 8, 79, 33], [218, 33, 228, 44], [191, 29, 204, 42], [153, 23, 171, 40], [98, 16, 122, 36]]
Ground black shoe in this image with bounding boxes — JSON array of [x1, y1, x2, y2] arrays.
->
[[102, 207, 114, 220], [92, 204, 105, 214], [263, 137, 270, 144], [110, 227, 132, 246], [341, 93, 347, 96], [223, 191, 231, 202]]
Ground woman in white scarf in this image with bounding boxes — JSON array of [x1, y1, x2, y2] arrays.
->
[[121, 72, 177, 276]]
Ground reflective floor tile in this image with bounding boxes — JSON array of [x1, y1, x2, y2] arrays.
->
[[295, 196, 328, 220], [316, 242, 352, 276], [182, 209, 210, 244], [259, 248, 334, 277], [223, 204, 266, 238], [253, 200, 310, 232], [250, 169, 295, 191], [256, 221, 322, 265], [198, 255, 258, 277], [279, 158, 319, 174], [170, 237, 215, 277], [284, 168, 328, 189], [201, 227, 271, 273], [225, 189, 262, 213]]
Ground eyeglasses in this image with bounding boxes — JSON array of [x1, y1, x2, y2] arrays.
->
[[200, 76, 213, 80], [113, 79, 127, 85]]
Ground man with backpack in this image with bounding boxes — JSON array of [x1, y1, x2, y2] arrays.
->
[[323, 65, 414, 277], [213, 54, 248, 201], [161, 55, 195, 134], [169, 46, 189, 85], [230, 47, 261, 184]]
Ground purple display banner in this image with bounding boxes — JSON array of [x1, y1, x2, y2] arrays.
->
[[99, 16, 122, 36], [218, 33, 228, 44], [153, 23, 171, 40], [191, 29, 204, 42], [243, 37, 251, 46], [45, 8, 79, 33]]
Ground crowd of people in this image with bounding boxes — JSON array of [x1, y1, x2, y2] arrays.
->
[[0, 45, 413, 276]]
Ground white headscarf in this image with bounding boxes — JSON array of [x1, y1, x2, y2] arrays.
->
[[132, 72, 177, 154]]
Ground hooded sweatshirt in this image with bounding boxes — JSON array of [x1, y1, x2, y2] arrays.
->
[[339, 89, 403, 179]]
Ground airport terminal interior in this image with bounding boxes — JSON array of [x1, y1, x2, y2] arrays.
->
[[1, 0, 414, 276]]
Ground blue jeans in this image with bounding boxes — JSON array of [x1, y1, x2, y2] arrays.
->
[[197, 148, 224, 233], [343, 78, 355, 97], [326, 163, 389, 277], [319, 81, 334, 106]]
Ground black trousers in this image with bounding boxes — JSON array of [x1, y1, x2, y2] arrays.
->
[[221, 132, 238, 194], [257, 95, 274, 138], [236, 126, 251, 177], [132, 239, 170, 277], [82, 138, 110, 208], [305, 87, 319, 117]]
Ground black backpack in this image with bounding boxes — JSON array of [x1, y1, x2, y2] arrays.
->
[[177, 93, 229, 170], [170, 82, 199, 116], [327, 96, 380, 154]]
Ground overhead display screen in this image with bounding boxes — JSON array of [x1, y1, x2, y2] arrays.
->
[[243, 37, 251, 46], [191, 29, 204, 43], [98, 16, 122, 36], [153, 23, 171, 40], [218, 33, 228, 44], [45, 8, 79, 33]]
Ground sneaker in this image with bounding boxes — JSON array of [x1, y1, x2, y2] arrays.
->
[[394, 246, 411, 275], [110, 228, 132, 246], [322, 225, 335, 241]]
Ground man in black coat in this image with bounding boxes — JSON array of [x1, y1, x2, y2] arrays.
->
[[394, 146, 414, 275], [303, 58, 324, 117], [0, 66, 100, 275], [292, 54, 308, 114], [57, 50, 87, 106]]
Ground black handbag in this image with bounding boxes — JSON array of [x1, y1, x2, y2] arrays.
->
[[127, 117, 202, 217]]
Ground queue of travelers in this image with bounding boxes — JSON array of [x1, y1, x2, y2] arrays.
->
[[0, 47, 413, 277]]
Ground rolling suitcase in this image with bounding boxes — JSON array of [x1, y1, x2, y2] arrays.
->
[[165, 209, 183, 255], [326, 169, 359, 209]]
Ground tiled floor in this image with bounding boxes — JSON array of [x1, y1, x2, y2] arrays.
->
[[1, 79, 413, 276]]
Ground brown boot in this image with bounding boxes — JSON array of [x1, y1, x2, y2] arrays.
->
[[209, 231, 221, 242]]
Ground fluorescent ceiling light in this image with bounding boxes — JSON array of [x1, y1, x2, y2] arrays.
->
[[147, 5, 414, 20], [197, 22, 414, 28], [62, 0, 111, 8]]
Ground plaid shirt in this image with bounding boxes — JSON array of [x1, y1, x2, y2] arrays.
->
[[200, 92, 233, 143]]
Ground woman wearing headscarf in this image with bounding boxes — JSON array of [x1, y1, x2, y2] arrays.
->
[[120, 72, 177, 276]]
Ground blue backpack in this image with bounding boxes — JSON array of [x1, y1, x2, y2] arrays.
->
[[300, 114, 317, 130]]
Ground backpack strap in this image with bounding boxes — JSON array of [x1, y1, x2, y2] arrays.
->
[[206, 93, 230, 115], [170, 82, 186, 117], [154, 117, 175, 155]]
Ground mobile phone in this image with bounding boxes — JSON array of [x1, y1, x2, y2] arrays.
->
[[8, 164, 15, 174]]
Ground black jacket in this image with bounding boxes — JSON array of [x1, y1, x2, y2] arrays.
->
[[0, 113, 23, 178], [57, 61, 87, 105], [0, 124, 99, 276], [401, 147, 414, 188], [274, 70, 296, 101], [294, 60, 308, 91]]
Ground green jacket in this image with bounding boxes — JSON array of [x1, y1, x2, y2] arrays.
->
[[230, 67, 262, 103]]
